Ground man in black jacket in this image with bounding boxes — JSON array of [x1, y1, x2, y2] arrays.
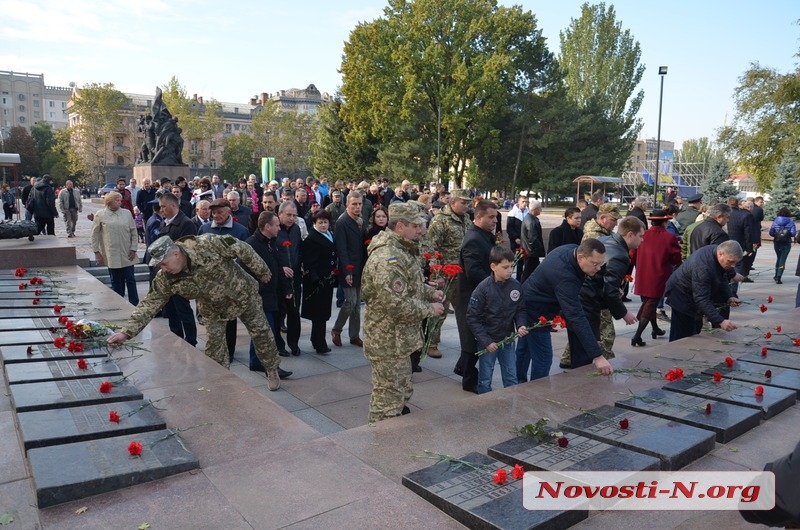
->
[[505, 195, 528, 279], [626, 196, 649, 230], [275, 201, 303, 356], [332, 191, 366, 348], [725, 197, 752, 293], [665, 241, 742, 341], [29, 175, 59, 235], [136, 179, 157, 222], [547, 207, 583, 252], [520, 200, 546, 281], [21, 176, 36, 221], [579, 191, 604, 229], [689, 203, 730, 253], [454, 199, 498, 393]]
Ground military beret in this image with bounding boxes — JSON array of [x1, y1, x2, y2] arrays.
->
[[450, 189, 471, 201], [148, 236, 176, 268], [686, 193, 703, 203]]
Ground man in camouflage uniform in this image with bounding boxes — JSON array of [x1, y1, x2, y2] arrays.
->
[[560, 203, 621, 368], [424, 189, 472, 358], [362, 203, 445, 423], [107, 234, 283, 390]]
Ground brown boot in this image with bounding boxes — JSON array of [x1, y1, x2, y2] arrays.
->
[[331, 330, 342, 347], [428, 346, 442, 358], [267, 368, 281, 391]]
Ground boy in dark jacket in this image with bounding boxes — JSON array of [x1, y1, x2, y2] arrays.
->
[[467, 246, 528, 394]]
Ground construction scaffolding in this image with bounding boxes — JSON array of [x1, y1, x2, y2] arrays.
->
[[622, 160, 706, 200]]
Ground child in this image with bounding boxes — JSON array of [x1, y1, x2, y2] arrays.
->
[[467, 246, 528, 394], [133, 207, 145, 243]]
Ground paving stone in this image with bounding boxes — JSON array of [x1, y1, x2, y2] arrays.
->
[[558, 405, 716, 471], [402, 451, 587, 530], [9, 377, 143, 412], [614, 387, 761, 443], [5, 357, 122, 384]]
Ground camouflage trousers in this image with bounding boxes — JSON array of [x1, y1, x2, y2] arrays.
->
[[367, 354, 413, 424], [430, 280, 458, 346], [560, 309, 616, 367], [204, 292, 280, 371]]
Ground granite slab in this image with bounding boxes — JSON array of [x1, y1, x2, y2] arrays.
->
[[702, 360, 800, 397], [0, 299, 62, 309], [0, 329, 55, 346], [0, 344, 111, 364], [764, 342, 800, 354], [0, 290, 58, 299], [0, 316, 60, 331], [5, 357, 122, 384], [487, 433, 660, 472], [0, 308, 74, 319], [663, 374, 795, 419], [17, 400, 167, 450], [614, 388, 761, 443], [29, 428, 200, 508], [740, 350, 800, 370], [402, 451, 587, 530], [0, 285, 55, 293], [558, 405, 716, 471], [9, 377, 143, 412]]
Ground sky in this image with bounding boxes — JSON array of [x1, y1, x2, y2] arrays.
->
[[1, 0, 797, 148]]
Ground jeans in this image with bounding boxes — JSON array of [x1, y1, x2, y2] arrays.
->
[[478, 341, 517, 393], [774, 243, 791, 279], [109, 266, 139, 305], [516, 327, 553, 382]]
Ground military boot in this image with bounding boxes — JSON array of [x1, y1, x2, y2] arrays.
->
[[267, 368, 281, 391]]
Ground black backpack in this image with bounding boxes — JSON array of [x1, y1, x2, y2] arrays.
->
[[774, 226, 792, 243]]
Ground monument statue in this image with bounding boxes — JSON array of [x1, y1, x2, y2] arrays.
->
[[136, 87, 184, 166]]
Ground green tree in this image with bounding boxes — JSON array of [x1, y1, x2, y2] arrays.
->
[[718, 55, 800, 191], [763, 154, 800, 219], [700, 155, 738, 204], [674, 137, 719, 172], [161, 76, 224, 168], [340, 0, 553, 186], [249, 100, 319, 179], [42, 128, 75, 185], [68, 82, 128, 186], [30, 122, 56, 160], [221, 133, 258, 182], [2, 126, 40, 177]]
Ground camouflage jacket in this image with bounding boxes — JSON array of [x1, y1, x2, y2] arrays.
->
[[121, 234, 270, 338], [362, 230, 436, 359], [426, 205, 472, 264], [581, 219, 611, 241]]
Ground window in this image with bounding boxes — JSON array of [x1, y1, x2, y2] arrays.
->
[[18, 94, 25, 101], [49, 101, 54, 108], [115, 136, 124, 147], [61, 102, 66, 108], [190, 161, 198, 169], [33, 111, 40, 118], [225, 124, 232, 133], [190, 140, 198, 153], [210, 140, 216, 151], [33, 100, 39, 107], [18, 105, 25, 111], [117, 156, 125, 166], [49, 112, 55, 118], [19, 116, 25, 123], [1, 97, 6, 104], [234, 124, 240, 131], [234, 107, 239, 114], [210, 158, 217, 169], [2, 109, 6, 116]]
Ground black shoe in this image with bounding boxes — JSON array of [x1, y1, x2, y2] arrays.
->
[[463, 386, 478, 394], [621, 296, 632, 302], [291, 348, 301, 356], [777, 279, 783, 284], [742, 276, 754, 283], [249, 365, 266, 373], [651, 329, 666, 339], [278, 349, 290, 357], [453, 367, 464, 376], [559, 362, 571, 369], [412, 364, 422, 373], [631, 338, 647, 347], [401, 405, 410, 415], [316, 347, 331, 354], [278, 368, 292, 379]]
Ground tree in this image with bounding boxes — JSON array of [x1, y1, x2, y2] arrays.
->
[[221, 133, 258, 182], [340, 0, 554, 186], [30, 122, 56, 160], [674, 137, 719, 172], [700, 155, 738, 204], [558, 3, 644, 137], [1, 126, 40, 177], [160, 76, 224, 168], [42, 128, 75, 185], [718, 55, 800, 191], [68, 82, 128, 186], [763, 155, 800, 219]]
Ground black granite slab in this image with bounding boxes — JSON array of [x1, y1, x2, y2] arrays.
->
[[663, 374, 795, 419], [0, 317, 61, 331], [702, 360, 800, 397], [0, 285, 55, 293], [17, 400, 167, 450], [614, 388, 761, 443], [740, 350, 800, 370], [0, 329, 55, 346], [402, 452, 587, 530], [9, 377, 143, 412], [488, 433, 660, 472], [0, 299, 63, 309], [5, 358, 122, 384], [558, 405, 716, 471], [29, 429, 200, 508], [0, 290, 59, 299], [0, 308, 74, 319], [763, 342, 800, 354], [1, 344, 111, 364]]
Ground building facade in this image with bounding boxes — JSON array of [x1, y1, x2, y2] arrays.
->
[[0, 71, 71, 133]]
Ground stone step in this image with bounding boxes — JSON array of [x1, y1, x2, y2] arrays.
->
[[82, 263, 150, 285]]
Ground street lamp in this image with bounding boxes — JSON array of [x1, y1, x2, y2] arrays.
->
[[653, 66, 668, 202]]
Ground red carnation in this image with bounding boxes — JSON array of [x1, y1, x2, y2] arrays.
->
[[53, 337, 66, 348], [765, 370, 772, 379], [68, 341, 85, 353], [26, 345, 33, 355], [538, 316, 548, 326], [511, 464, 525, 480], [364, 239, 372, 246], [99, 381, 113, 393], [109, 410, 121, 423], [794, 338, 800, 347], [441, 264, 464, 278], [705, 403, 712, 414], [724, 357, 735, 367], [14, 267, 27, 277], [552, 315, 567, 329], [58, 315, 69, 324], [619, 418, 630, 430], [76, 358, 88, 370], [761, 347, 768, 357], [346, 264, 355, 272], [34, 289, 42, 296], [282, 240, 292, 247], [434, 252, 443, 260], [767, 296, 774, 303], [759, 304, 768, 313], [493, 468, 508, 485], [776, 325, 782, 333], [32, 298, 40, 305], [713, 371, 722, 382], [18, 282, 26, 290], [558, 436, 569, 448], [623, 275, 634, 283], [665, 368, 685, 382], [53, 304, 63, 313], [128, 441, 143, 456], [764, 332, 772, 339], [754, 386, 764, 397], [423, 252, 433, 260]]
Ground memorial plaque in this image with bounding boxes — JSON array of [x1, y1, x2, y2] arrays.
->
[[5, 358, 122, 384], [1, 344, 111, 364], [740, 350, 800, 370], [614, 388, 761, 443], [0, 291, 58, 299], [17, 400, 167, 450], [488, 433, 660, 472], [0, 317, 61, 331], [402, 452, 587, 530], [29, 429, 200, 508], [663, 375, 795, 419], [702, 360, 800, 397], [558, 405, 716, 471], [0, 285, 55, 294], [0, 299, 63, 309], [0, 329, 55, 346], [762, 341, 800, 355], [9, 377, 143, 412], [0, 308, 73, 320]]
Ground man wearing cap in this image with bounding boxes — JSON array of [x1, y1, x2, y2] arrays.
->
[[107, 234, 284, 390], [362, 202, 444, 423], [426, 189, 473, 358], [325, 189, 345, 231], [676, 193, 704, 232]]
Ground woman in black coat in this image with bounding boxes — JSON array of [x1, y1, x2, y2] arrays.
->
[[301, 209, 338, 354]]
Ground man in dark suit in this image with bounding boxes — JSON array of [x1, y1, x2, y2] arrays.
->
[[725, 197, 752, 293], [157, 192, 198, 346], [136, 178, 157, 222], [211, 174, 225, 199], [332, 191, 366, 348], [190, 199, 212, 231]]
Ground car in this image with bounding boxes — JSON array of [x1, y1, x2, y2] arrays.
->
[[98, 182, 117, 197]]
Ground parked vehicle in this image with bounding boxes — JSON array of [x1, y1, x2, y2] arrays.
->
[[98, 182, 117, 197]]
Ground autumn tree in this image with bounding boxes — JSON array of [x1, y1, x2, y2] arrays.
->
[[700, 155, 738, 204], [221, 133, 258, 182], [160, 76, 224, 168], [1, 126, 40, 177], [674, 137, 719, 173]]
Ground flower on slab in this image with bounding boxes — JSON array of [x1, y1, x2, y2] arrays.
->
[[767, 296, 774, 303], [776, 325, 782, 333], [127, 441, 143, 456], [558, 436, 569, 448], [761, 347, 768, 357], [493, 469, 508, 485], [724, 357, 735, 367], [53, 337, 66, 348], [765, 370, 772, 379], [619, 418, 630, 430], [18, 282, 26, 290], [67, 341, 85, 353], [99, 381, 113, 393], [511, 464, 525, 480], [764, 332, 772, 339], [754, 386, 764, 397], [76, 358, 88, 370], [793, 338, 800, 347], [705, 403, 712, 415], [14, 267, 27, 277], [713, 371, 723, 383], [109, 410, 121, 423], [759, 304, 768, 313], [664, 368, 685, 382], [26, 345, 33, 355], [53, 304, 63, 313]]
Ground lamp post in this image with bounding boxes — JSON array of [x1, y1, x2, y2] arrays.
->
[[653, 66, 668, 203]]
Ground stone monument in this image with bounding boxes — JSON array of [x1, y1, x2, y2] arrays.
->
[[132, 87, 189, 184]]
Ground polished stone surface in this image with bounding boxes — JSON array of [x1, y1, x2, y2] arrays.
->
[[0, 343, 110, 363], [558, 405, 716, 471], [29, 428, 199, 508], [614, 387, 761, 443], [741, 349, 800, 370], [0, 316, 59, 330], [0, 329, 54, 345], [9, 377, 143, 412], [17, 400, 166, 450], [402, 451, 588, 530], [0, 308, 74, 319], [703, 359, 800, 396], [5, 357, 122, 384]]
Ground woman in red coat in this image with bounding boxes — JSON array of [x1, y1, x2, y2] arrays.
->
[[631, 210, 682, 346]]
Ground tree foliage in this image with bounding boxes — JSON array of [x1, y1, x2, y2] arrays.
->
[[309, 94, 376, 182], [718, 56, 800, 191], [674, 137, 719, 173], [1, 126, 40, 177], [700, 155, 738, 204], [221, 133, 258, 182], [160, 76, 224, 168], [763, 154, 800, 219]]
